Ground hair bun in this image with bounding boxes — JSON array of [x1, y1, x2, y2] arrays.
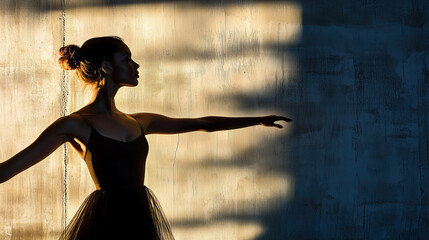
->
[[58, 45, 81, 70]]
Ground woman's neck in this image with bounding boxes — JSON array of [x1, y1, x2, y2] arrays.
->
[[87, 81, 121, 115]]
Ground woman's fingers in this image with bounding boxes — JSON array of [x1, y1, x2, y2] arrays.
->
[[261, 115, 293, 128], [280, 116, 293, 122], [272, 115, 292, 122]]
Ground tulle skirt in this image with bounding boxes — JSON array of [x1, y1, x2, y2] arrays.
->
[[59, 186, 174, 240]]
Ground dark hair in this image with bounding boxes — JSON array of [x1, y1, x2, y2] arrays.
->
[[58, 36, 124, 87]]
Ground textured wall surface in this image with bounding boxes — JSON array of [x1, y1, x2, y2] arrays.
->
[[0, 0, 428, 239], [0, 2, 64, 238], [275, 1, 429, 239]]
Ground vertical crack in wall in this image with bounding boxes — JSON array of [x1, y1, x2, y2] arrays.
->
[[173, 134, 179, 215], [60, 0, 68, 235]]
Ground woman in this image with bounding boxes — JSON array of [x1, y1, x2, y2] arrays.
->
[[0, 36, 292, 239]]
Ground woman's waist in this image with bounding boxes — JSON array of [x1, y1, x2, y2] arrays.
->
[[95, 183, 146, 191]]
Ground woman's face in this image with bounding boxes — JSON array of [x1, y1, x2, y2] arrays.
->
[[109, 43, 140, 87]]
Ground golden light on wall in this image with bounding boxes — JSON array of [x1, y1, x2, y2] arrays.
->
[[0, 1, 301, 239]]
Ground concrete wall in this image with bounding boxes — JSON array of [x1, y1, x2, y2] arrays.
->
[[0, 0, 427, 239]]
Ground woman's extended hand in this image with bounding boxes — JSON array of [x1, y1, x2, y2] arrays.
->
[[259, 115, 293, 128]]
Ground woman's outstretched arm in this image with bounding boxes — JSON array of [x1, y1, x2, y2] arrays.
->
[[0, 117, 73, 183], [134, 113, 292, 135]]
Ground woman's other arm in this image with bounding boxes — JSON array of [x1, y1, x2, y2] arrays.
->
[[134, 113, 292, 135], [0, 116, 74, 183]]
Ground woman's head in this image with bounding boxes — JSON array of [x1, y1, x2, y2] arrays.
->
[[59, 36, 139, 87]]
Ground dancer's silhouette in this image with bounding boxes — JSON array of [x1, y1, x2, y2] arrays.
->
[[0, 36, 292, 239]]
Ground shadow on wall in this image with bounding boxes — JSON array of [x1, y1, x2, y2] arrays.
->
[[220, 0, 429, 239], [155, 0, 429, 238], [3, 0, 429, 239], [3, 0, 289, 12], [4, 0, 429, 28]]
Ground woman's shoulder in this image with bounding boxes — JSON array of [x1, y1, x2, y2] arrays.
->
[[56, 112, 92, 133], [48, 112, 92, 143], [131, 112, 166, 133], [65, 111, 89, 120], [131, 112, 162, 123], [49, 112, 85, 126]]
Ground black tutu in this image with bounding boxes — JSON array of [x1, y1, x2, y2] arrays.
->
[[59, 186, 174, 240]]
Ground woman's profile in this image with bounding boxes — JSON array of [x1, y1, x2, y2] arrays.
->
[[0, 36, 292, 239]]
